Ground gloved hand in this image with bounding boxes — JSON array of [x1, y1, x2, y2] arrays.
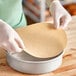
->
[[49, 0, 72, 28], [0, 20, 25, 53]]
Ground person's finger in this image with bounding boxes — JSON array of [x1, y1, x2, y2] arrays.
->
[[15, 35, 25, 49], [61, 15, 72, 29], [59, 16, 66, 28]]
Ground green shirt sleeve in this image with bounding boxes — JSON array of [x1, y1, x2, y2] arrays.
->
[[0, 0, 27, 29]]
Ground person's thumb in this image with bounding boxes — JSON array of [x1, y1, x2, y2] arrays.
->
[[15, 35, 25, 50], [54, 15, 60, 28]]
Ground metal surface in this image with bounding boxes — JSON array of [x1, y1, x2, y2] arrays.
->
[[6, 51, 63, 74]]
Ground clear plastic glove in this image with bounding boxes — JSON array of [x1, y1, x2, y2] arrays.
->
[[0, 20, 25, 53], [49, 0, 72, 28]]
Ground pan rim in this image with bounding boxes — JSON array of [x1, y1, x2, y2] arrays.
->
[[6, 51, 63, 64]]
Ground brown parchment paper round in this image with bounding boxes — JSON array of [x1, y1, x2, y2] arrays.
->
[[16, 23, 67, 58]]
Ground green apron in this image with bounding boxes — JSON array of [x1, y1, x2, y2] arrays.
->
[[0, 0, 27, 29]]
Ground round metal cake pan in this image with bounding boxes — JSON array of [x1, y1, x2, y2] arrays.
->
[[6, 51, 63, 74]]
